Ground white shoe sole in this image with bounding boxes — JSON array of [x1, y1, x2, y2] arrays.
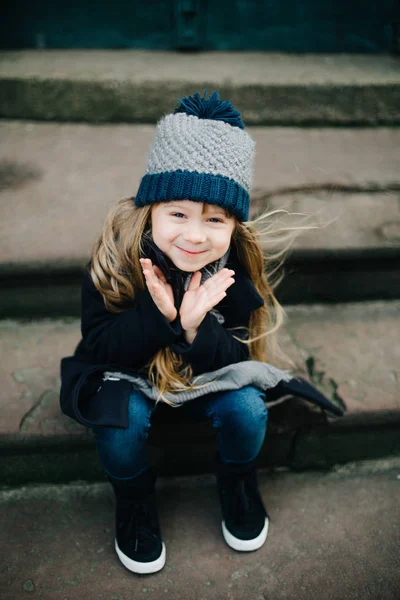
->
[[115, 539, 166, 574], [222, 517, 269, 551]]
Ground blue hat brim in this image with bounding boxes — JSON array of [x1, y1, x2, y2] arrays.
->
[[135, 170, 249, 222]]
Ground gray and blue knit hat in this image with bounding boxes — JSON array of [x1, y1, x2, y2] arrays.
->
[[135, 90, 255, 221]]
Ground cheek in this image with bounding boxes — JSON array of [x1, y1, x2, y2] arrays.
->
[[152, 222, 176, 246], [151, 223, 164, 248], [214, 229, 233, 251]]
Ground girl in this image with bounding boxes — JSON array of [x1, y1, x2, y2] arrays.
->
[[60, 91, 342, 575]]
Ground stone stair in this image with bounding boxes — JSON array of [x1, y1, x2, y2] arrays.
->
[[0, 51, 399, 488], [1, 300, 399, 486], [1, 121, 399, 317], [1, 51, 399, 125]]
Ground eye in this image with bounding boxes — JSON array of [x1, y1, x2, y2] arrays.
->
[[208, 217, 224, 223], [171, 212, 186, 219]]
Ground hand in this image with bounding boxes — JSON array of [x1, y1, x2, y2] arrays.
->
[[139, 258, 177, 323], [179, 268, 235, 338]]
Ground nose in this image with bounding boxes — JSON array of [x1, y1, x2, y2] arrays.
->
[[182, 224, 207, 244]]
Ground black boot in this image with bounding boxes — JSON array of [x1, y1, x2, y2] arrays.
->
[[108, 467, 166, 574], [216, 454, 269, 551]]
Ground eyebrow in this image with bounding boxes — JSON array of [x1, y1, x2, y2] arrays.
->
[[166, 203, 228, 216], [165, 203, 190, 210]]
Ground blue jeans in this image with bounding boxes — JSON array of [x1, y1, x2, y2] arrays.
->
[[93, 385, 268, 480]]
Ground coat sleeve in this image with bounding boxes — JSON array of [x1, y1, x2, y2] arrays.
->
[[170, 311, 250, 375], [80, 269, 183, 368]]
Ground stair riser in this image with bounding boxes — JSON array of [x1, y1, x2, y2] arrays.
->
[[2, 425, 399, 486], [1, 252, 399, 318], [1, 81, 400, 125]]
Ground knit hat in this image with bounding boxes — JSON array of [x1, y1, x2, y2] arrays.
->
[[134, 90, 255, 221]]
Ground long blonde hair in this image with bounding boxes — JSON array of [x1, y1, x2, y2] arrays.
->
[[90, 197, 303, 402]]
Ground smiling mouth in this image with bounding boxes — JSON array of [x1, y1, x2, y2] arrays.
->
[[176, 246, 207, 256]]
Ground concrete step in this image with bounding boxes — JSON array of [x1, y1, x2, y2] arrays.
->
[[1, 458, 400, 600], [1, 301, 399, 486], [1, 121, 399, 315], [1, 51, 400, 125]]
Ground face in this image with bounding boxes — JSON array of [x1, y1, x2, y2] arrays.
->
[[151, 200, 236, 271]]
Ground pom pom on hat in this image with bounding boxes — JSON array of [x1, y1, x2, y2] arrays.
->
[[174, 89, 245, 129]]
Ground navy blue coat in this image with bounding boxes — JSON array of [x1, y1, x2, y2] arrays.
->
[[59, 242, 343, 429]]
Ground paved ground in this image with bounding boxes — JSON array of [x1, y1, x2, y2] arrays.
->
[[1, 457, 399, 600], [1, 122, 399, 267]]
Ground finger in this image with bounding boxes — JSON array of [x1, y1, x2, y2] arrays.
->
[[141, 263, 153, 279], [142, 267, 158, 290], [215, 268, 235, 277], [203, 276, 235, 298], [142, 260, 159, 282], [143, 272, 162, 297], [187, 271, 202, 291], [190, 274, 234, 306], [222, 276, 235, 291], [141, 268, 153, 287], [193, 274, 233, 299], [202, 268, 235, 288], [212, 291, 228, 305], [139, 258, 153, 274], [194, 289, 227, 313], [142, 276, 172, 314], [152, 265, 167, 283], [141, 259, 164, 284], [206, 290, 228, 311], [142, 268, 171, 305]]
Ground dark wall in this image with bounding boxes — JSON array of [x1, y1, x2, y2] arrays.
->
[[1, 0, 396, 52]]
